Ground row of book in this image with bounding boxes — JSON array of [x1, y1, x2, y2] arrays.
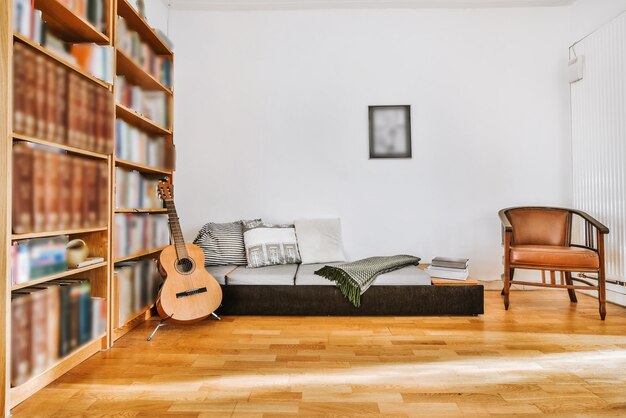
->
[[11, 237, 68, 286], [116, 119, 170, 169], [116, 76, 169, 128], [426, 257, 470, 281], [113, 214, 170, 260], [12, 143, 109, 234], [115, 259, 162, 328], [11, 279, 106, 387], [117, 16, 173, 88], [115, 168, 163, 210], [13, 1, 114, 84], [13, 43, 114, 154]]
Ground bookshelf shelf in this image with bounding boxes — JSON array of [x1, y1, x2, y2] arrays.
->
[[117, 0, 173, 55], [114, 246, 167, 264], [12, 134, 109, 160], [13, 33, 111, 89], [12, 226, 108, 241], [33, 0, 110, 45], [115, 158, 172, 175], [115, 103, 172, 135], [116, 49, 173, 94], [115, 208, 167, 213], [11, 262, 108, 291], [9, 335, 106, 408]]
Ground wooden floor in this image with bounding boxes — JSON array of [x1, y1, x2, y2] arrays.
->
[[12, 290, 626, 417]]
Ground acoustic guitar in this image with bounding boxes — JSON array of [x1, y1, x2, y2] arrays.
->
[[155, 181, 223, 323]]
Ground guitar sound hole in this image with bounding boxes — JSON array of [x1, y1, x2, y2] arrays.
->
[[176, 258, 195, 274]]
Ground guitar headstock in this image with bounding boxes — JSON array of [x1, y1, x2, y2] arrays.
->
[[157, 181, 173, 202]]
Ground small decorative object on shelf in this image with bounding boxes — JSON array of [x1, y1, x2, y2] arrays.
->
[[66, 239, 89, 268]]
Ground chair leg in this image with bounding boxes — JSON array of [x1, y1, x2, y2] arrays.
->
[[599, 270, 607, 320], [502, 268, 514, 296], [503, 267, 511, 310], [564, 272, 577, 303]]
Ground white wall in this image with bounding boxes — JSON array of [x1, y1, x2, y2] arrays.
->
[[167, 2, 625, 281]]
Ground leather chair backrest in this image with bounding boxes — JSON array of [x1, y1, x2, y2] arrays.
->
[[507, 208, 569, 246]]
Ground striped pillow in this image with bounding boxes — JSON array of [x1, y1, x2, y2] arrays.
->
[[193, 220, 258, 266]]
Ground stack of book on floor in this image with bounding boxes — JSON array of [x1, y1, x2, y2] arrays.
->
[[426, 257, 469, 281]]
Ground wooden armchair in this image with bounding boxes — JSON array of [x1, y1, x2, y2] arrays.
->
[[498, 206, 609, 319]]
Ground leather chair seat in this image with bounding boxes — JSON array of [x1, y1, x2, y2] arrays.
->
[[510, 245, 599, 270]]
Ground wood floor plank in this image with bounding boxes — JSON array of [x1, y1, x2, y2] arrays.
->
[[10, 290, 626, 417]]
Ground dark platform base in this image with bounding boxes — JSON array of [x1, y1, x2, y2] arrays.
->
[[217, 285, 484, 316]]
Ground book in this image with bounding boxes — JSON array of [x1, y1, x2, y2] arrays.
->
[[10, 293, 31, 387], [431, 257, 469, 270], [71, 157, 84, 229], [32, 147, 46, 232], [58, 153, 72, 230], [426, 266, 469, 281], [44, 152, 61, 231], [12, 142, 34, 234], [82, 160, 98, 227], [13, 43, 24, 134], [75, 257, 105, 269]]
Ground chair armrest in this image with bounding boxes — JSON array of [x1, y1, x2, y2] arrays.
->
[[498, 209, 512, 232], [570, 209, 610, 234]]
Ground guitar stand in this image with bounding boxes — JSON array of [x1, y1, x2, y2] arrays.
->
[[147, 314, 173, 342], [146, 312, 221, 342]]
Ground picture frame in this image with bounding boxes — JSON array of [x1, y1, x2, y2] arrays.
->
[[368, 105, 412, 159]]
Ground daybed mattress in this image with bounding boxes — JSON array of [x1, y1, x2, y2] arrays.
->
[[225, 264, 298, 285], [205, 265, 236, 285], [295, 263, 431, 286]]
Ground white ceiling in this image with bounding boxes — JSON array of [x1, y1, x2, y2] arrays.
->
[[168, 0, 577, 11]]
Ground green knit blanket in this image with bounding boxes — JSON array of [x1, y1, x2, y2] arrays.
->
[[314, 255, 421, 307]]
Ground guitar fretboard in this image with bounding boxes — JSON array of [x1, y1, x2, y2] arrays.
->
[[164, 199, 188, 260]]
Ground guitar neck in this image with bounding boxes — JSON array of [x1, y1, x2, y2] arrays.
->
[[164, 198, 188, 260]]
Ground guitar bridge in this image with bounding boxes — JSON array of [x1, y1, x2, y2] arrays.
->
[[176, 287, 208, 298]]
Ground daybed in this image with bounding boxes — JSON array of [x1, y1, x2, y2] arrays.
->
[[208, 264, 484, 316]]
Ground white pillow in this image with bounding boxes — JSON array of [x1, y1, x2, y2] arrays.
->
[[242, 220, 301, 268], [295, 218, 346, 264]]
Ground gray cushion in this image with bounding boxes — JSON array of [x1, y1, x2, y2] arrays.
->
[[373, 265, 431, 286], [225, 264, 298, 285], [295, 263, 341, 285], [295, 264, 430, 286], [205, 265, 237, 285]]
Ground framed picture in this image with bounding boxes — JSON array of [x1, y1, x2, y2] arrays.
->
[[368, 105, 412, 159]]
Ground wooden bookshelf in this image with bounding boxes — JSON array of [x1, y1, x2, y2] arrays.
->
[[116, 49, 172, 94], [115, 103, 172, 135], [12, 133, 109, 160], [111, 0, 175, 346], [117, 0, 173, 55], [114, 246, 167, 264], [12, 226, 108, 241], [13, 33, 111, 89], [115, 208, 167, 213], [11, 262, 108, 291], [1, 0, 175, 411], [115, 158, 172, 175], [9, 335, 106, 408], [2, 0, 118, 413], [33, 0, 110, 45]]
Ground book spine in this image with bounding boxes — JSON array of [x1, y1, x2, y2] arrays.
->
[[32, 147, 46, 232], [12, 143, 34, 234]]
